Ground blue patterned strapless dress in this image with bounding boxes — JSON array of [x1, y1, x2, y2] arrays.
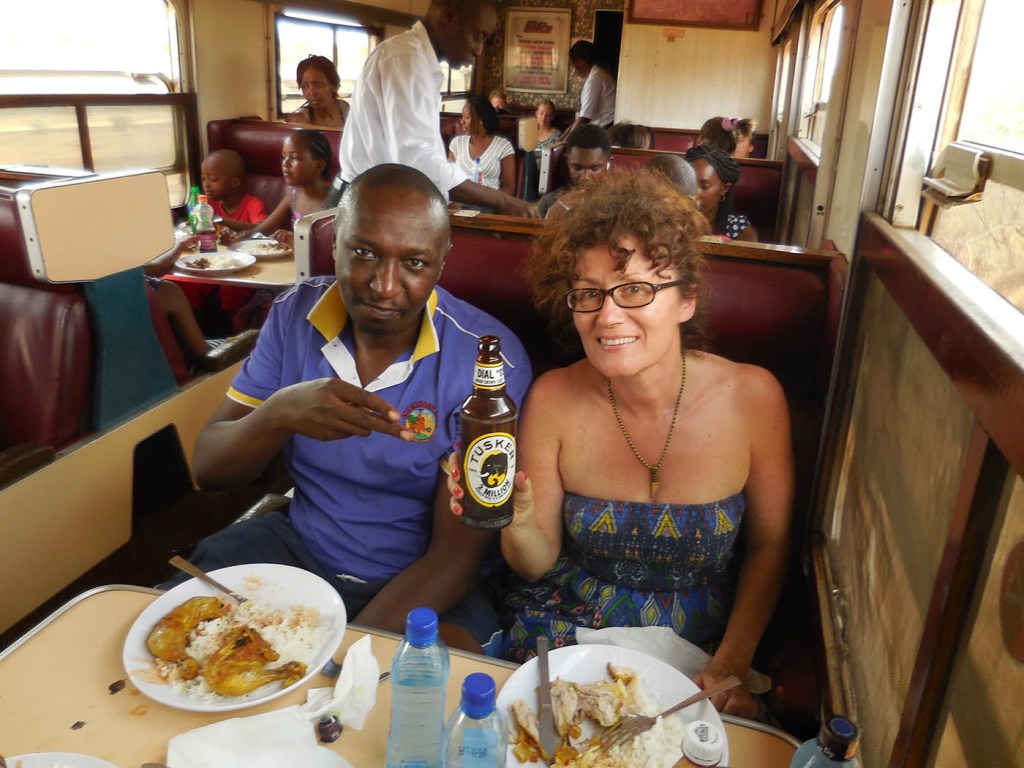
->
[[503, 491, 745, 662]]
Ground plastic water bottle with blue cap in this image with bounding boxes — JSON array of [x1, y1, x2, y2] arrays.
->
[[790, 715, 860, 767], [444, 672, 506, 767], [386, 606, 450, 768]]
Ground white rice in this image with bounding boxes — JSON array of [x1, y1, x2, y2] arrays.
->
[[565, 688, 688, 768], [154, 599, 327, 703]]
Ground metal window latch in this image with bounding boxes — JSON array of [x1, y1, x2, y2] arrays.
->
[[923, 141, 992, 206]]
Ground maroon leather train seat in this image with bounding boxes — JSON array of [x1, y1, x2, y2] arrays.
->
[[651, 127, 769, 159], [207, 119, 343, 214]]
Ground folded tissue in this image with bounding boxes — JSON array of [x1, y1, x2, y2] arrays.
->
[[166, 635, 380, 768]]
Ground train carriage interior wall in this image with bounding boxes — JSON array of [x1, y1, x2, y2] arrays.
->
[[1, 0, 1023, 766]]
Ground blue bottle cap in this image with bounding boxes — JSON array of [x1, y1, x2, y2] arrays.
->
[[461, 672, 496, 718], [405, 606, 439, 646], [820, 715, 859, 760]]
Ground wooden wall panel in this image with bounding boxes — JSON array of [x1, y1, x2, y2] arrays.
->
[[931, 474, 1024, 768], [822, 274, 972, 767]]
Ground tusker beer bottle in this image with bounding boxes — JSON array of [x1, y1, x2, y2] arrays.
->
[[459, 335, 517, 529]]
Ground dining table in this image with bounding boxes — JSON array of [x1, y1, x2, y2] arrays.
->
[[0, 586, 799, 766], [167, 244, 297, 289]]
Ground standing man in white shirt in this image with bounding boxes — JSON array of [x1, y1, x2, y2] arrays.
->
[[330, 0, 538, 218], [561, 40, 617, 142]]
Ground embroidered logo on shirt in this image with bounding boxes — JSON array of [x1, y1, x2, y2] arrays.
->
[[403, 401, 438, 442]]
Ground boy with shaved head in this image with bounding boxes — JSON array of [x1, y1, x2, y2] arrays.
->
[[201, 149, 267, 232]]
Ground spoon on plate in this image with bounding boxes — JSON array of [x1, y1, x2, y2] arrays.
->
[[168, 556, 247, 604]]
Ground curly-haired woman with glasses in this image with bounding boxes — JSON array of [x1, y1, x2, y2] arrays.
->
[[447, 170, 793, 717]]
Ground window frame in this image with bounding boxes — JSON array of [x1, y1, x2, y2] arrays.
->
[[273, 11, 382, 119]]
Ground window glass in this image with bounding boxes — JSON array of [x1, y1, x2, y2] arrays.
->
[[956, 0, 1024, 154], [0, 0, 177, 94], [799, 2, 845, 148], [336, 27, 371, 95], [440, 62, 474, 95], [0, 107, 82, 167]]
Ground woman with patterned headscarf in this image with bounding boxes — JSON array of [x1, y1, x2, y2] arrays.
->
[[685, 144, 758, 242]]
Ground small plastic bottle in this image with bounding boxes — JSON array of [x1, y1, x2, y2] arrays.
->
[[444, 672, 507, 768], [673, 720, 725, 767], [790, 715, 859, 768], [386, 607, 450, 768], [194, 194, 217, 253], [472, 156, 482, 185]]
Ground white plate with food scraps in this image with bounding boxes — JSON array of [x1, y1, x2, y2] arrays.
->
[[6, 754, 119, 768], [122, 563, 346, 713], [229, 238, 294, 260], [175, 251, 257, 277], [495, 644, 728, 768]]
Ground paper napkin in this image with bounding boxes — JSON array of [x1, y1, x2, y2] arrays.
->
[[576, 625, 771, 694], [301, 634, 381, 729]]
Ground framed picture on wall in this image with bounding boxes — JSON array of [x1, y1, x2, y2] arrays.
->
[[504, 7, 571, 93], [627, 0, 764, 31]]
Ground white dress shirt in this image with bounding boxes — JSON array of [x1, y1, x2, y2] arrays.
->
[[339, 21, 467, 197], [578, 65, 617, 128]]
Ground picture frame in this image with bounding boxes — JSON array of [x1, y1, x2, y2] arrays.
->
[[627, 0, 764, 31], [504, 7, 571, 94]]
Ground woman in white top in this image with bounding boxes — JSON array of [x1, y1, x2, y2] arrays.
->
[[448, 95, 516, 197]]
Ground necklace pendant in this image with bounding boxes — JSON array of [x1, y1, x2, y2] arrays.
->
[[650, 468, 659, 499]]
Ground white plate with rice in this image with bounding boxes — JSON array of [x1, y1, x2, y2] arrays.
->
[[496, 644, 728, 768], [229, 238, 293, 260], [175, 251, 257, 276], [122, 563, 346, 713], [6, 753, 118, 768]]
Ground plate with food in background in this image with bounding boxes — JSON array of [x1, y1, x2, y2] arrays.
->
[[495, 644, 728, 768], [4, 754, 119, 768], [229, 238, 293, 260], [175, 252, 257, 277], [122, 563, 346, 713]]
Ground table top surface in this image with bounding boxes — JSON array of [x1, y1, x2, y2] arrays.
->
[[168, 245, 296, 288], [0, 587, 798, 767]]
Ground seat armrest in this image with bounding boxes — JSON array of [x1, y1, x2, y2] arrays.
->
[[0, 442, 57, 489], [194, 329, 259, 372], [233, 492, 292, 524]]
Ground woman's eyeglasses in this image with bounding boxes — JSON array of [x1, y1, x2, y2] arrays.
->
[[564, 279, 686, 313]]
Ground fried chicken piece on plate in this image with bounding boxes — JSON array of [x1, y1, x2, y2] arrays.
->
[[202, 625, 306, 696], [147, 595, 229, 678]]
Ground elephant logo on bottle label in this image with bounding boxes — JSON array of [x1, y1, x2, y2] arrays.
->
[[464, 432, 516, 507]]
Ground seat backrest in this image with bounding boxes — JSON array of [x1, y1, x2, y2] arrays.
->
[[296, 208, 338, 280], [651, 128, 769, 159], [0, 281, 92, 450], [207, 119, 343, 214]]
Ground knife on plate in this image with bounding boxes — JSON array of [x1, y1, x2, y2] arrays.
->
[[536, 636, 557, 760]]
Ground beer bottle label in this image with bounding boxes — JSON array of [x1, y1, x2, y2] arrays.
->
[[472, 361, 505, 389], [463, 432, 516, 507]]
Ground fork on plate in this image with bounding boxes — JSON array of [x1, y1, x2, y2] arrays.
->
[[597, 675, 741, 751]]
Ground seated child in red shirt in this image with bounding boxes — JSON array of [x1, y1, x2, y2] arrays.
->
[[185, 149, 270, 329], [201, 149, 268, 233]]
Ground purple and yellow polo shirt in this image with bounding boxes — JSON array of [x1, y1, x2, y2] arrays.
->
[[228, 277, 532, 582]]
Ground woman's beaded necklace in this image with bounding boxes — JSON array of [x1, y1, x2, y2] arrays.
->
[[607, 355, 687, 499]]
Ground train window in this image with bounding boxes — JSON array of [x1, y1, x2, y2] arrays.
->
[[918, 0, 1024, 314], [955, 0, 1024, 155], [275, 11, 379, 118], [0, 1, 179, 94], [0, 1, 189, 204], [799, 2, 845, 149]]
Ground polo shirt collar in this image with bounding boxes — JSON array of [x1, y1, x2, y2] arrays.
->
[[306, 280, 441, 364]]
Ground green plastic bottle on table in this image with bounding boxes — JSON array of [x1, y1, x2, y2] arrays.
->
[[186, 184, 201, 233]]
